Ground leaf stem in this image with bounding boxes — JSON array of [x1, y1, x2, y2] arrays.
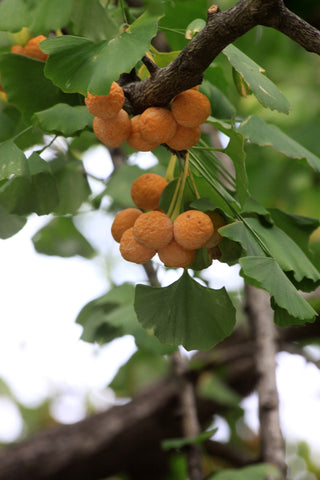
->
[[36, 135, 58, 155], [165, 154, 177, 182], [170, 152, 190, 220], [11, 126, 33, 142]]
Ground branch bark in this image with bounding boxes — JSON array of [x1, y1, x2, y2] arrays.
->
[[245, 285, 286, 478]]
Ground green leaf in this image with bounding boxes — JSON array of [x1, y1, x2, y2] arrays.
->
[[162, 429, 217, 451], [109, 350, 169, 397], [0, 0, 74, 34], [135, 270, 236, 351], [53, 162, 91, 215], [238, 115, 320, 172], [28, 0, 74, 35], [200, 81, 236, 119], [223, 45, 290, 113], [206, 118, 249, 206], [208, 463, 281, 480], [198, 372, 241, 407], [76, 283, 175, 354], [219, 221, 265, 257], [32, 216, 96, 258], [70, 0, 119, 42], [0, 140, 29, 180], [42, 10, 161, 95], [245, 217, 320, 290], [0, 152, 59, 215], [185, 18, 205, 40], [269, 208, 319, 252], [33, 104, 93, 136], [239, 256, 317, 322], [0, 0, 29, 32], [0, 205, 26, 238], [0, 54, 78, 121]]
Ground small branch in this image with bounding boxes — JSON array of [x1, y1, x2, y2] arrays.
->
[[172, 350, 204, 480], [204, 439, 258, 467], [245, 285, 286, 478], [141, 54, 160, 76], [142, 260, 161, 287]]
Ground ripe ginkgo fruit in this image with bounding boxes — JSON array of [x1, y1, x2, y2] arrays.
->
[[119, 227, 156, 264], [173, 210, 214, 250], [93, 109, 131, 148], [126, 115, 160, 152], [139, 107, 177, 144], [85, 82, 125, 119], [166, 124, 201, 151], [131, 173, 167, 211], [158, 239, 196, 268], [133, 211, 173, 249], [111, 208, 143, 243], [171, 89, 211, 128]]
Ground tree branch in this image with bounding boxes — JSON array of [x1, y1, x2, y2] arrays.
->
[[172, 350, 204, 480], [123, 0, 320, 113], [245, 285, 286, 478]]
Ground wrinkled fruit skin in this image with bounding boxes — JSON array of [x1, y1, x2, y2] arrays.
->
[[126, 115, 159, 152], [119, 227, 156, 264], [133, 211, 173, 249], [158, 239, 196, 268], [171, 89, 211, 128], [111, 208, 143, 243], [140, 107, 177, 144], [131, 173, 168, 211], [174, 210, 214, 250], [166, 124, 201, 151], [85, 82, 125, 119], [93, 109, 131, 148]]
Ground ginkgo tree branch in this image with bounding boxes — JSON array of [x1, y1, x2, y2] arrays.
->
[[245, 286, 287, 479], [124, 0, 320, 113]]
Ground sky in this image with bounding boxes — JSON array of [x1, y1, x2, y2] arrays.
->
[[0, 145, 320, 467]]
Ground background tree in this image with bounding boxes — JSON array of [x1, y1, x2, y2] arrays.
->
[[0, 0, 320, 479]]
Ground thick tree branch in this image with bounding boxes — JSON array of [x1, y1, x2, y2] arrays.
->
[[124, 0, 320, 113], [245, 286, 286, 478]]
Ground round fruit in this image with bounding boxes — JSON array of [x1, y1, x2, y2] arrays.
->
[[171, 89, 211, 127], [131, 173, 167, 210], [133, 211, 173, 249], [11, 45, 25, 55], [166, 124, 201, 151], [119, 227, 156, 264], [111, 208, 143, 243], [158, 239, 196, 268], [93, 109, 131, 148], [139, 107, 177, 144], [85, 82, 125, 119], [173, 210, 214, 250], [126, 115, 159, 152]]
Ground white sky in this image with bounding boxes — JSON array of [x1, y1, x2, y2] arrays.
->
[[0, 145, 320, 467]]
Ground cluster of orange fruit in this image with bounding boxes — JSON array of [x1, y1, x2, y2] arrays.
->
[[111, 173, 225, 268], [11, 35, 48, 61], [85, 82, 211, 152]]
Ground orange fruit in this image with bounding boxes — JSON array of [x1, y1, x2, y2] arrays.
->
[[133, 211, 173, 249], [131, 173, 167, 210], [11, 36, 48, 61], [204, 210, 226, 248], [93, 109, 131, 148], [139, 107, 177, 144], [111, 208, 143, 243], [158, 239, 196, 268], [126, 115, 159, 152], [171, 89, 211, 127], [119, 227, 156, 264], [166, 124, 201, 151], [85, 82, 125, 119], [173, 210, 214, 250]]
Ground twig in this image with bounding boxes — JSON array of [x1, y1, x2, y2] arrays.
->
[[172, 350, 204, 480], [245, 285, 286, 479]]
